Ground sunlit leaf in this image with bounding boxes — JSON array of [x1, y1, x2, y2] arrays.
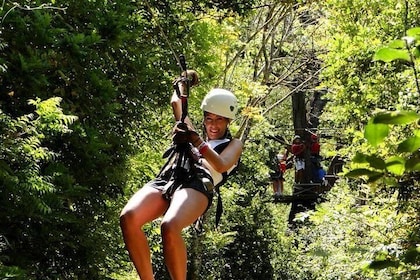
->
[[386, 156, 406, 176], [373, 47, 410, 62], [364, 122, 389, 147], [388, 39, 406, 49], [372, 111, 420, 124], [397, 134, 420, 153], [352, 152, 386, 171], [407, 27, 420, 37]]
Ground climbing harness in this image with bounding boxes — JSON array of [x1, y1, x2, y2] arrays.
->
[[159, 54, 200, 200]]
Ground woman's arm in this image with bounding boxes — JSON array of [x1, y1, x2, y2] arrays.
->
[[197, 138, 243, 173], [171, 70, 199, 125], [171, 84, 194, 127]]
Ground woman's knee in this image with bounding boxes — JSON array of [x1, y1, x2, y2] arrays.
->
[[160, 219, 182, 241], [120, 208, 139, 230]]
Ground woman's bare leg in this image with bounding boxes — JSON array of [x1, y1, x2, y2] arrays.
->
[[272, 179, 279, 194], [160, 188, 208, 280], [120, 186, 169, 280], [279, 179, 284, 195]]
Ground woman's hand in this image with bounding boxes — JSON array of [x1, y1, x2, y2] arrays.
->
[[172, 122, 201, 145], [171, 70, 198, 122]]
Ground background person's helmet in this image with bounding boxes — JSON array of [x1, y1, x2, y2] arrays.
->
[[200, 88, 238, 119]]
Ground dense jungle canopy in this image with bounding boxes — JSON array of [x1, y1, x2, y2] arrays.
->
[[0, 0, 419, 279]]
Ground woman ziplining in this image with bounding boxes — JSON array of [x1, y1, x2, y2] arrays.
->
[[119, 64, 243, 280]]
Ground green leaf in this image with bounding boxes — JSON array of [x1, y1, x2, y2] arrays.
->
[[351, 153, 386, 170], [364, 122, 389, 147], [366, 155, 386, 170], [372, 111, 420, 125], [352, 152, 368, 163], [367, 172, 385, 183], [373, 47, 410, 62], [406, 156, 420, 171], [388, 39, 406, 49], [397, 134, 420, 153], [345, 168, 383, 179], [386, 156, 406, 176], [407, 27, 420, 37], [414, 46, 420, 59], [383, 176, 399, 186], [404, 247, 420, 263]]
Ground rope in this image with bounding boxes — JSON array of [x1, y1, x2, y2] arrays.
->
[[143, 0, 185, 73], [143, 1, 192, 124]]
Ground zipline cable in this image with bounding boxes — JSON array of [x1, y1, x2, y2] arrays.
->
[[143, 0, 185, 73]]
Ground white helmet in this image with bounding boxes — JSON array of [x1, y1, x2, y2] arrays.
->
[[200, 88, 238, 119]]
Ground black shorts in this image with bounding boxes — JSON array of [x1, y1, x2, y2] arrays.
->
[[146, 173, 214, 209], [269, 171, 284, 181]]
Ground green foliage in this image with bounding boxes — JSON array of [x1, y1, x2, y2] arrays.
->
[[346, 47, 420, 183], [363, 120, 390, 147], [0, 264, 27, 280], [374, 27, 420, 63], [346, 111, 420, 183], [0, 98, 77, 213], [291, 183, 418, 279], [0, 97, 79, 278], [299, 1, 419, 279], [0, 0, 175, 278], [340, 29, 420, 278], [317, 0, 419, 136], [283, 1, 420, 279]]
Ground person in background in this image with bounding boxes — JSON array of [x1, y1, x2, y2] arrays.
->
[[270, 149, 290, 198], [309, 133, 325, 184], [309, 133, 320, 158], [291, 135, 305, 183]]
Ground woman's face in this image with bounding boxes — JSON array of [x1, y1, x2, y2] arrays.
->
[[204, 112, 230, 140]]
